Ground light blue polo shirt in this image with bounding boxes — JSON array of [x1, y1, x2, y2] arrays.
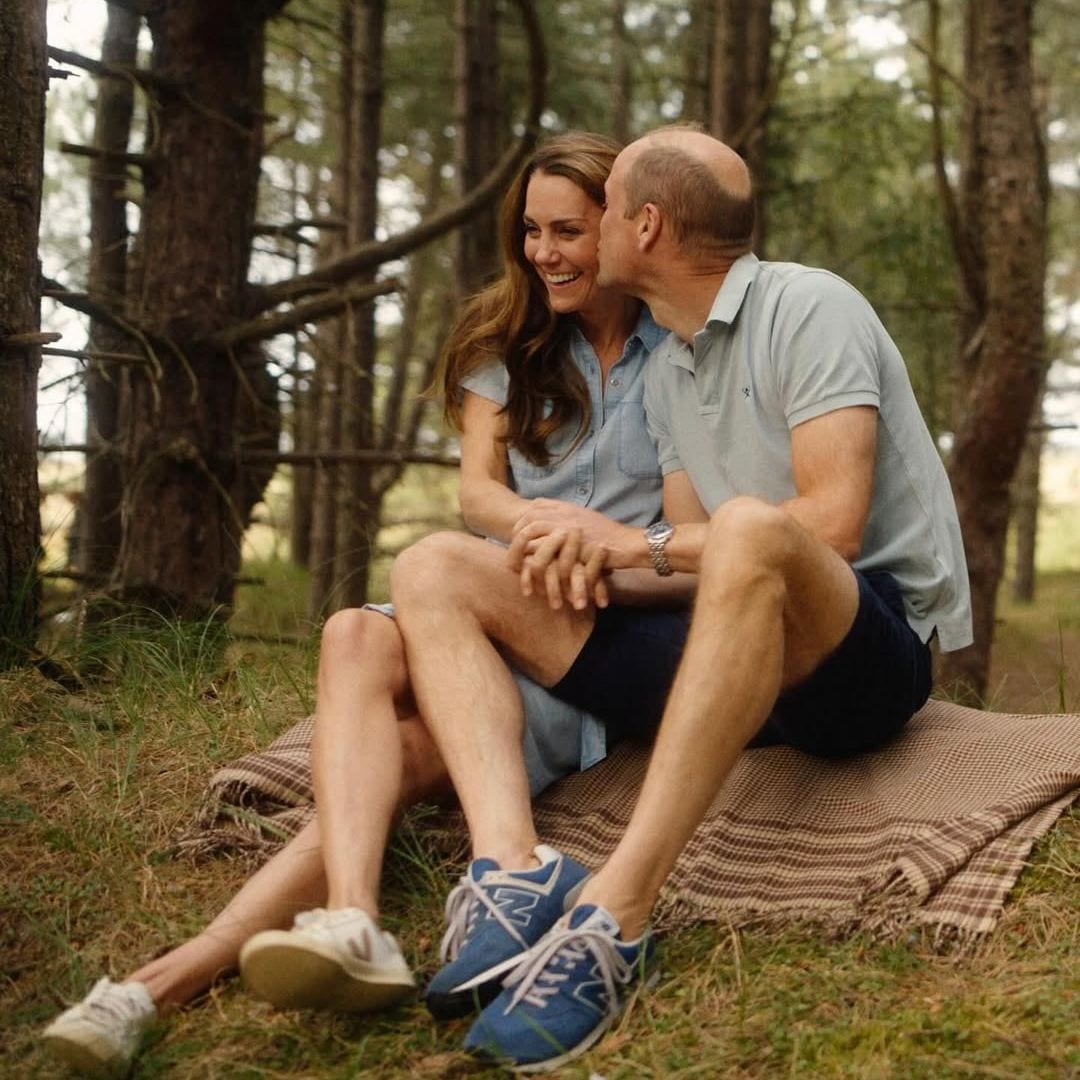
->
[[645, 254, 972, 651], [462, 306, 667, 788]]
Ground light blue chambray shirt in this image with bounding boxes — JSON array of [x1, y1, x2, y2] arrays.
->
[[460, 306, 667, 788]]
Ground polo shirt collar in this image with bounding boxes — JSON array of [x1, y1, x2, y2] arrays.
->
[[704, 252, 759, 328]]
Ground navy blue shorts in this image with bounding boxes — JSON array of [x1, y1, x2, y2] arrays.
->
[[550, 570, 931, 759]]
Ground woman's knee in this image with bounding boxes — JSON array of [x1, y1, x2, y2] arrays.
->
[[390, 530, 484, 607], [320, 607, 400, 665]]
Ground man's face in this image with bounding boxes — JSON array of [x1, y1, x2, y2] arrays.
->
[[596, 151, 638, 290]]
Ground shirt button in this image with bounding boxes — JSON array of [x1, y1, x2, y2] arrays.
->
[[610, 377, 621, 387], [577, 486, 589, 495]]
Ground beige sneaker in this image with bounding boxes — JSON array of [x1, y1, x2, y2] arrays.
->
[[240, 907, 415, 1013], [42, 977, 156, 1076]]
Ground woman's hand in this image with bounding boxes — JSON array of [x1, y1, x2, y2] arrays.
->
[[506, 522, 612, 611]]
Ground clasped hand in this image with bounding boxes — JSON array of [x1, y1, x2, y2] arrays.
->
[[506, 500, 625, 611]]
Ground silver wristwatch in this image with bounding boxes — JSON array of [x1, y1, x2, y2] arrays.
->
[[644, 519, 675, 577]]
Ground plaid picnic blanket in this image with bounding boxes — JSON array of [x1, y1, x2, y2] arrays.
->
[[183, 699, 1080, 943]]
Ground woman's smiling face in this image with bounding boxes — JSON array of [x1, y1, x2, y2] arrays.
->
[[522, 170, 607, 318]]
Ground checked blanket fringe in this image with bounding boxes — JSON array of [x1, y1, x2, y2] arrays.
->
[[180, 699, 1080, 944]]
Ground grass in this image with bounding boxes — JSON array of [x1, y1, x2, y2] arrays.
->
[[2, 556, 1078, 1078]]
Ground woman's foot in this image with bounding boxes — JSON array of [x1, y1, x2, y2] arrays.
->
[[42, 977, 157, 1077], [239, 907, 415, 1013]]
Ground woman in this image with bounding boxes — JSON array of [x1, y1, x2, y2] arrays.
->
[[42, 131, 669, 1075]]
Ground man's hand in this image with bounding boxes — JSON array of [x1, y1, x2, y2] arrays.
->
[[511, 500, 626, 546], [506, 523, 611, 611]]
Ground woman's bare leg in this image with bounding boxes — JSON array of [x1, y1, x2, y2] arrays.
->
[[126, 816, 327, 1009], [311, 608, 450, 918], [124, 610, 450, 1010]]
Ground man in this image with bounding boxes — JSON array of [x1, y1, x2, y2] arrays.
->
[[391, 126, 971, 1072]]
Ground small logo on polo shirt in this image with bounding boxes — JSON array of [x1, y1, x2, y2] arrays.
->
[[742, 386, 751, 399]]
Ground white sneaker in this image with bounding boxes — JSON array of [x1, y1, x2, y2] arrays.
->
[[239, 907, 415, 1013], [42, 977, 156, 1077]]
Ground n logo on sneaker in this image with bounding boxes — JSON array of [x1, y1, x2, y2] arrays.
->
[[488, 886, 541, 929]]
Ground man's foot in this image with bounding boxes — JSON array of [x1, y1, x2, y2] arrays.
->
[[464, 904, 656, 1073], [424, 844, 590, 1019], [42, 977, 157, 1077], [239, 907, 415, 1013]]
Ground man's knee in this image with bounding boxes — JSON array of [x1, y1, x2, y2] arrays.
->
[[704, 496, 797, 573]]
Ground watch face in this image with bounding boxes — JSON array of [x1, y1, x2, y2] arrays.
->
[[646, 520, 674, 541]]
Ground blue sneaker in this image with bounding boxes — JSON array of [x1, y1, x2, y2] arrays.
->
[[463, 904, 656, 1073], [424, 844, 589, 1019]]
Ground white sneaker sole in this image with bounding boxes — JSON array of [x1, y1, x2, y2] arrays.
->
[[239, 931, 416, 1014], [42, 1025, 127, 1078]]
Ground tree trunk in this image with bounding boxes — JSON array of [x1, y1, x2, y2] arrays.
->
[[289, 367, 316, 568], [1010, 417, 1044, 604], [454, 0, 500, 297], [79, 5, 140, 586], [682, 0, 713, 127], [0, 0, 47, 669], [611, 0, 632, 145], [938, 0, 1049, 703], [708, 0, 772, 255], [113, 0, 284, 621], [331, 0, 385, 611]]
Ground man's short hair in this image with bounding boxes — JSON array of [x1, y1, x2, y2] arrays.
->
[[624, 143, 755, 257]]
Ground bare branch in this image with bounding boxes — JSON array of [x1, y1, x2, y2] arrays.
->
[[46, 45, 172, 92], [243, 448, 460, 468], [246, 0, 547, 315], [38, 443, 462, 469], [42, 345, 148, 364], [2, 330, 62, 349], [59, 141, 156, 169], [205, 279, 401, 350]]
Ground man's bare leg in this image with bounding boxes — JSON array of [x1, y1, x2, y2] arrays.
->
[[578, 498, 861, 937], [391, 532, 593, 872]]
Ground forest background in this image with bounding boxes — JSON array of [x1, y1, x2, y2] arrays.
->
[[1, 0, 1078, 1077]]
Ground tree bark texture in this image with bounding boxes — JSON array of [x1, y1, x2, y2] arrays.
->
[[454, 0, 501, 296], [331, 0, 385, 611], [0, 0, 47, 668], [939, 0, 1049, 702], [682, 0, 714, 127], [708, 0, 772, 255], [79, 5, 140, 585], [113, 0, 284, 619], [1010, 418, 1044, 604], [611, 0, 632, 145]]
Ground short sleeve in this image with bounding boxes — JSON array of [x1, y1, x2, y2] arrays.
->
[[770, 272, 882, 428], [460, 360, 510, 406], [644, 350, 684, 475]]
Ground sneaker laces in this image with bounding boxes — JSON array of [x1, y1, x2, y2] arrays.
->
[[501, 924, 632, 1015], [79, 979, 151, 1026], [438, 872, 531, 963]]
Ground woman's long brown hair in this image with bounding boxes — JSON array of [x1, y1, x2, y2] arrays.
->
[[437, 131, 621, 465]]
